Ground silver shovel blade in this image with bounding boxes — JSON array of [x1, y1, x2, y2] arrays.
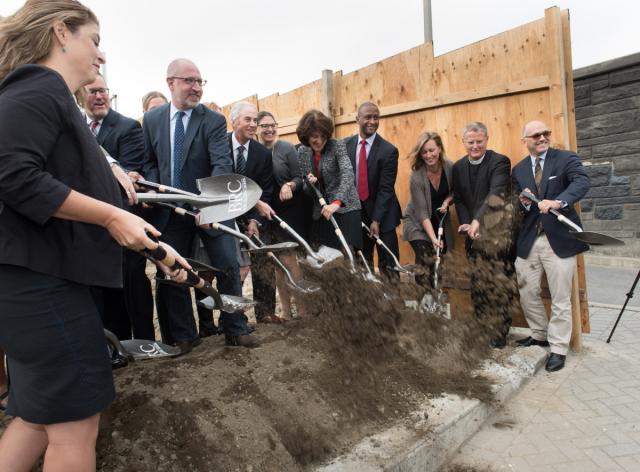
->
[[248, 242, 298, 253], [303, 245, 343, 269], [120, 340, 182, 359], [196, 174, 262, 223], [571, 231, 625, 246], [197, 294, 257, 312]]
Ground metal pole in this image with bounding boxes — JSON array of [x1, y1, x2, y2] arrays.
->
[[423, 0, 433, 44]]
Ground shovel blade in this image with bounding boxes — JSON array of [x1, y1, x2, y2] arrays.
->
[[120, 340, 182, 359], [197, 294, 257, 312], [303, 245, 343, 269], [196, 174, 262, 223], [248, 242, 298, 253], [572, 231, 625, 246]]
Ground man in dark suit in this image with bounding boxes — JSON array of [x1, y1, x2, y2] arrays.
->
[[142, 58, 258, 350], [344, 102, 401, 276], [452, 121, 514, 348], [227, 102, 277, 323], [512, 120, 590, 372], [83, 74, 154, 341]]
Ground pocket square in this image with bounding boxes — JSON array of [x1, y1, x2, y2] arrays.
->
[[548, 175, 557, 180]]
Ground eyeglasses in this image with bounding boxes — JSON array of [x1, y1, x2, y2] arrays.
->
[[259, 123, 278, 129], [525, 130, 552, 139], [87, 88, 109, 96], [169, 76, 207, 87]]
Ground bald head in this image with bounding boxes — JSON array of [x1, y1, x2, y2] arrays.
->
[[167, 58, 197, 77], [356, 102, 380, 138], [521, 120, 552, 157], [166, 58, 203, 110]]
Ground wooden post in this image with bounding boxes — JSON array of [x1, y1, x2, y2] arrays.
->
[[321, 69, 334, 118], [545, 6, 583, 352]]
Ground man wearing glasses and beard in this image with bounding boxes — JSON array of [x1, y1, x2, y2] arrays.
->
[[512, 120, 590, 372]]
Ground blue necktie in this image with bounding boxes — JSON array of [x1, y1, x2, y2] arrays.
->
[[236, 145, 246, 175], [173, 111, 186, 188]]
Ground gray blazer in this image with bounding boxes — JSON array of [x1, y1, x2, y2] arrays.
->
[[299, 138, 361, 219], [272, 139, 303, 190], [402, 159, 455, 248]]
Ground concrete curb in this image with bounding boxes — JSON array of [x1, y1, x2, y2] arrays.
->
[[317, 347, 547, 471]]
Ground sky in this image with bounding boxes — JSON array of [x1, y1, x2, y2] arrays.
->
[[2, 0, 638, 119]]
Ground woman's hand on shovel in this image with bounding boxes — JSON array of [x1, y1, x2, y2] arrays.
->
[[154, 242, 191, 283]]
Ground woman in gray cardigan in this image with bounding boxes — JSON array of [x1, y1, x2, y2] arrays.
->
[[297, 110, 362, 251], [402, 131, 454, 287]]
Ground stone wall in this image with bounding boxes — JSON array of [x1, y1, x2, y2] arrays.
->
[[574, 53, 640, 257]]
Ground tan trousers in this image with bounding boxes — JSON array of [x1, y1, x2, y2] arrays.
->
[[515, 235, 576, 355]]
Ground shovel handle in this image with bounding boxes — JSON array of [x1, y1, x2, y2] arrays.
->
[[520, 190, 583, 233], [136, 179, 198, 197]]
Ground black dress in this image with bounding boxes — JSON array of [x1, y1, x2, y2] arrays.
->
[[270, 140, 307, 241], [0, 65, 119, 424]]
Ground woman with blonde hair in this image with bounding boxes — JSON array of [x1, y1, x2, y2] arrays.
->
[[402, 131, 455, 288], [0, 1, 186, 469]]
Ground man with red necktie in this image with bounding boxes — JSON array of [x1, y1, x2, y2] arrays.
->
[[344, 102, 401, 277]]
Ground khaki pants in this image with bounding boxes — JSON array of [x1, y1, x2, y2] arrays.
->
[[515, 235, 576, 355]]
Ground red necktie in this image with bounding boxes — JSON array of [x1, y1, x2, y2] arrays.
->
[[358, 140, 369, 201], [89, 121, 99, 135]]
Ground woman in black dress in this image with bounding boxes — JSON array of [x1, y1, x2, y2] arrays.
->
[[256, 110, 306, 318], [0, 1, 186, 469], [402, 132, 455, 288]]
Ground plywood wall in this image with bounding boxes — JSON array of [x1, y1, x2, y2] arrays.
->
[[221, 7, 588, 345]]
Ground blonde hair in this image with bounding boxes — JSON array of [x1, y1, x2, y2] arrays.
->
[[141, 90, 167, 112], [407, 131, 447, 171], [0, 0, 98, 81]]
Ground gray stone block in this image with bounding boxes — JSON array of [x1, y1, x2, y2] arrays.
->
[[575, 76, 609, 90], [585, 218, 623, 230], [581, 200, 593, 212], [577, 130, 640, 147], [576, 110, 639, 140], [587, 185, 630, 199], [575, 97, 640, 120], [594, 205, 623, 220], [574, 84, 591, 100], [575, 98, 591, 108], [591, 81, 640, 105], [614, 155, 640, 174], [578, 146, 592, 160], [585, 164, 611, 186], [592, 139, 640, 159], [610, 66, 640, 86], [611, 175, 631, 185]]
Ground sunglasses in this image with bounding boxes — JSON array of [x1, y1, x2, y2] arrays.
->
[[525, 130, 552, 140]]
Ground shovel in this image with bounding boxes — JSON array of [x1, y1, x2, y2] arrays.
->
[[305, 178, 356, 271], [105, 329, 182, 361], [136, 174, 263, 224], [360, 222, 421, 275], [272, 214, 343, 269], [356, 250, 382, 283], [252, 234, 320, 294], [419, 212, 449, 316], [520, 190, 625, 246], [141, 237, 257, 313]]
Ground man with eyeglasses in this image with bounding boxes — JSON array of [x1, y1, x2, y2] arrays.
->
[[142, 58, 258, 351], [512, 120, 590, 372], [452, 121, 514, 349], [82, 74, 155, 344]]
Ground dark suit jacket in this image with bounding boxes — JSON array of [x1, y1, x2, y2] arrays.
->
[[227, 133, 274, 224], [452, 150, 511, 226], [512, 147, 590, 258], [97, 109, 145, 172], [344, 134, 401, 232], [142, 103, 233, 230]]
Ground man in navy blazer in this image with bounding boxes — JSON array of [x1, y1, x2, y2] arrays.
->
[[452, 121, 514, 349], [344, 102, 401, 276], [142, 59, 257, 350], [512, 120, 590, 372], [83, 75, 154, 342]]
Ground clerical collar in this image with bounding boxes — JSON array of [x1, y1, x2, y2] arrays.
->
[[468, 153, 486, 166]]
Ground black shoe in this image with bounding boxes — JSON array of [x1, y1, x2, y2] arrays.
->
[[491, 338, 507, 349], [225, 334, 259, 348], [199, 325, 219, 338], [111, 352, 129, 369], [545, 353, 566, 372], [516, 336, 550, 347], [174, 341, 193, 355]]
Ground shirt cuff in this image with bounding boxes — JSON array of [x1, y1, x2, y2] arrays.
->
[[331, 199, 342, 207]]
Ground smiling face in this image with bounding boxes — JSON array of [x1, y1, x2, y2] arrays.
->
[[257, 114, 278, 146], [522, 121, 552, 157], [420, 139, 442, 168], [232, 106, 258, 144], [462, 130, 488, 161], [357, 104, 380, 138], [167, 61, 203, 110], [309, 131, 328, 153], [84, 75, 109, 120], [62, 21, 105, 89]]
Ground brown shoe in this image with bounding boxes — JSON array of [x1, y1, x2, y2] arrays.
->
[[174, 341, 193, 355], [225, 334, 260, 348], [257, 315, 286, 324]]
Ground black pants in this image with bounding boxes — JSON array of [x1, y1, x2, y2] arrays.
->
[[360, 211, 399, 279], [409, 240, 436, 289], [466, 244, 515, 343]]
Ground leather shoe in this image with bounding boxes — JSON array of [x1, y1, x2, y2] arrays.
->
[[545, 353, 566, 372], [257, 315, 286, 324], [225, 334, 260, 348], [491, 338, 507, 349], [174, 337, 202, 356], [516, 336, 550, 347], [199, 325, 219, 337]]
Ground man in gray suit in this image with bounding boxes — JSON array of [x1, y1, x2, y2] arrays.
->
[[142, 58, 258, 350]]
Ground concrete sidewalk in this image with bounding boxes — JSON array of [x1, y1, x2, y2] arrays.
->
[[446, 264, 640, 472]]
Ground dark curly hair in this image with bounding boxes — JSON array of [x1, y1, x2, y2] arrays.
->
[[296, 109, 334, 147]]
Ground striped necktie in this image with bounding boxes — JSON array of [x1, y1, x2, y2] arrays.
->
[[173, 111, 186, 188], [236, 145, 246, 175]]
